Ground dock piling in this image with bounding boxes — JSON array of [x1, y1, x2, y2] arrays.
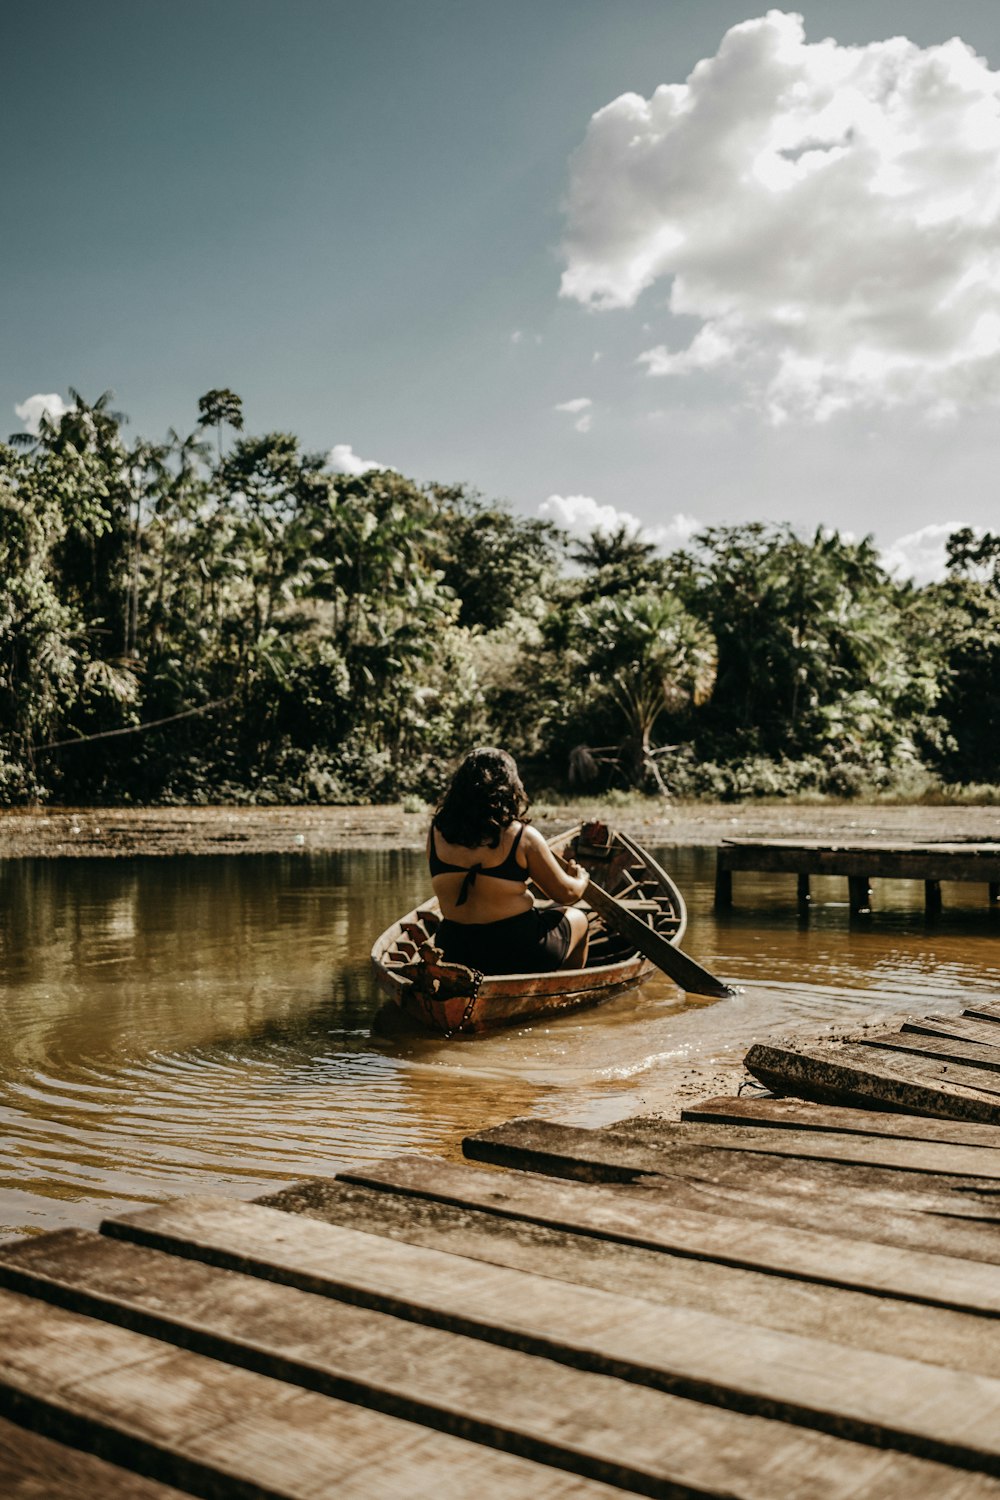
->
[[714, 860, 733, 910]]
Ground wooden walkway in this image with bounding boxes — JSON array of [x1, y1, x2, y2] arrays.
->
[[715, 837, 1000, 913], [745, 998, 1000, 1124], [5, 1009, 1000, 1497]]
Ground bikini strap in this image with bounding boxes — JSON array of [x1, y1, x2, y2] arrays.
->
[[456, 862, 482, 907]]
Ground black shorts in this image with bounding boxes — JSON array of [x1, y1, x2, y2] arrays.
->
[[437, 907, 574, 976]]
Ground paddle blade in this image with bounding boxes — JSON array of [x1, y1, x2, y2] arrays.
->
[[585, 877, 736, 999]]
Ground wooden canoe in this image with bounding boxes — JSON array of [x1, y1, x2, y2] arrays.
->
[[370, 823, 687, 1036]]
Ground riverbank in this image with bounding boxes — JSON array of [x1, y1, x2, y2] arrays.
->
[[1, 799, 998, 858]]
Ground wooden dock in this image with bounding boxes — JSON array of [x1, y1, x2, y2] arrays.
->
[[5, 1003, 1000, 1497], [744, 997, 1000, 1124], [715, 836, 1000, 913]]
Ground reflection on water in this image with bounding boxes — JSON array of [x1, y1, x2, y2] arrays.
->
[[1, 847, 998, 1240]]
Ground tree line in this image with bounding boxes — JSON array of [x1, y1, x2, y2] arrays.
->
[[1, 388, 997, 806]]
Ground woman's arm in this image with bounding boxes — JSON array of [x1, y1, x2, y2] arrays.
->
[[523, 826, 589, 904]]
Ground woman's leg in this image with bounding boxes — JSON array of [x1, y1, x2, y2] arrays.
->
[[563, 906, 590, 969]]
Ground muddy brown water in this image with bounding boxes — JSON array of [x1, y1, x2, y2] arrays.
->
[[1, 847, 998, 1241]]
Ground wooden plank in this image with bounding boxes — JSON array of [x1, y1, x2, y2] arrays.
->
[[322, 1152, 1000, 1344], [607, 1114, 1000, 1180], [854, 1030, 1000, 1075], [722, 839, 1000, 854], [964, 1000, 1000, 1023], [101, 1194, 1000, 1474], [7, 1229, 996, 1500], [0, 1412, 189, 1499], [717, 842, 1000, 882], [680, 1095, 1000, 1147], [331, 1154, 1000, 1318], [262, 1169, 1000, 1380], [0, 1283, 619, 1500], [745, 1040, 1000, 1123], [463, 1117, 1000, 1224], [341, 1151, 1000, 1266], [903, 1016, 1000, 1048]]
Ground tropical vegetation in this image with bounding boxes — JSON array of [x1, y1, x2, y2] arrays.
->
[[1, 389, 997, 805]]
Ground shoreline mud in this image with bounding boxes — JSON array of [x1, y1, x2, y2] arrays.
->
[[1, 799, 997, 859]]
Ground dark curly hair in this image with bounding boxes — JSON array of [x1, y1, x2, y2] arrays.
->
[[433, 747, 530, 849]]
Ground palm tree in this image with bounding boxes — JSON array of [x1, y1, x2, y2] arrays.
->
[[570, 522, 657, 572], [10, 388, 127, 456], [197, 388, 244, 460], [576, 591, 717, 793]]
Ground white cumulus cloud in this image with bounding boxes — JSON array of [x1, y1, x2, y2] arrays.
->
[[539, 493, 700, 551], [561, 11, 1000, 421], [326, 442, 389, 475], [555, 396, 594, 432], [15, 392, 71, 435], [881, 522, 969, 584]]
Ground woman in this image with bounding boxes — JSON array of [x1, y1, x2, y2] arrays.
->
[[428, 747, 590, 976]]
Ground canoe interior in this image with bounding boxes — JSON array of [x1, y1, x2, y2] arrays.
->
[[370, 824, 687, 1036]]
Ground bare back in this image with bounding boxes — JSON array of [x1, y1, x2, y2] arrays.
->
[[428, 821, 533, 924]]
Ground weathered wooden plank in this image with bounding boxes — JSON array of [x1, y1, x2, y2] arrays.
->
[[964, 1000, 1000, 1023], [334, 1150, 1000, 1293], [102, 1195, 1000, 1472], [310, 1158, 1000, 1350], [776, 1043, 1000, 1097], [0, 1283, 619, 1499], [7, 1227, 995, 1500], [343, 1150, 1000, 1264], [680, 1094, 1000, 1147], [722, 839, 1000, 854], [745, 1040, 1000, 1123], [607, 1114, 1000, 1180], [463, 1117, 1000, 1223], [0, 1412, 189, 1499], [854, 1029, 1000, 1075], [717, 841, 1000, 882], [904, 1016, 1000, 1048], [261, 1169, 1000, 1377]]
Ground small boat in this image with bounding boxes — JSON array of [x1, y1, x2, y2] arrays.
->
[[370, 822, 687, 1036]]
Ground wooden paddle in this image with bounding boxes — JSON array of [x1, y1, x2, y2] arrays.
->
[[582, 875, 737, 999]]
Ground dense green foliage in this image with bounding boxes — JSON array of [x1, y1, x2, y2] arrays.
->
[[1, 391, 996, 804]]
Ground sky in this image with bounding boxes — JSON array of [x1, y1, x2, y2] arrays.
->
[[5, 0, 1000, 582]]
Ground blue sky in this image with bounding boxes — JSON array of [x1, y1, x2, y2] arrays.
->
[[5, 1, 1000, 579]]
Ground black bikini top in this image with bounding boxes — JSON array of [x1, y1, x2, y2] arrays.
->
[[428, 822, 527, 906]]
